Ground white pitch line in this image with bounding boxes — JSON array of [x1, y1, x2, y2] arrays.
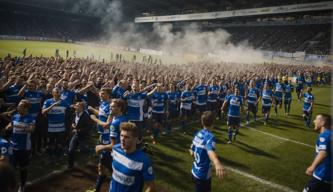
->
[[240, 117, 314, 149], [225, 166, 297, 192]]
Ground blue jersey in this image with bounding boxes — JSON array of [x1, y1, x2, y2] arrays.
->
[[180, 90, 192, 110], [262, 90, 273, 107], [43, 99, 69, 132], [208, 85, 219, 102], [125, 92, 147, 121], [193, 85, 207, 105], [191, 129, 216, 180], [284, 84, 293, 100], [274, 83, 284, 98], [112, 85, 126, 99], [167, 91, 180, 112], [24, 90, 43, 118], [313, 129, 331, 182], [0, 137, 11, 157], [110, 115, 128, 144], [150, 92, 168, 114], [226, 95, 243, 117], [303, 93, 314, 111], [98, 100, 111, 134], [110, 144, 154, 192], [11, 113, 35, 150], [61, 90, 76, 105], [247, 87, 260, 104], [5, 85, 22, 105], [218, 85, 227, 101], [296, 76, 304, 88]]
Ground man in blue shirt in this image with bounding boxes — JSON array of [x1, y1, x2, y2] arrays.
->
[[109, 122, 155, 192], [221, 88, 244, 144], [150, 84, 168, 144], [180, 82, 193, 134], [273, 80, 284, 116], [6, 99, 35, 192], [261, 83, 273, 125], [207, 79, 219, 116], [94, 99, 128, 192], [245, 80, 260, 125], [42, 88, 70, 159], [283, 80, 293, 116], [193, 78, 207, 115], [166, 83, 180, 134], [303, 87, 314, 128], [190, 111, 224, 192], [304, 114, 331, 192]]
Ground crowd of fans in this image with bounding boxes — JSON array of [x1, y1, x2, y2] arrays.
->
[[0, 53, 331, 191]]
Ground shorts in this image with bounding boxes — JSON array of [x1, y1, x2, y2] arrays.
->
[[247, 103, 257, 113], [227, 116, 240, 126], [152, 113, 165, 124], [192, 175, 211, 192], [207, 101, 217, 112], [262, 106, 271, 113], [275, 97, 282, 105], [196, 104, 206, 113], [180, 108, 191, 117], [99, 152, 112, 171], [303, 177, 331, 192], [13, 150, 31, 168], [284, 98, 292, 104], [303, 110, 312, 116], [168, 109, 179, 119]]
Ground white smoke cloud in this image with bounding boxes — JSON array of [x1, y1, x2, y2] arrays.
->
[[73, 0, 267, 64]]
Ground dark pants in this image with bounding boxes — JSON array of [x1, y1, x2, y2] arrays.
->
[[192, 175, 211, 192], [304, 177, 331, 192], [68, 132, 89, 167]]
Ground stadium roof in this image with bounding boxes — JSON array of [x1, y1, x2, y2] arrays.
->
[[2, 0, 328, 17]]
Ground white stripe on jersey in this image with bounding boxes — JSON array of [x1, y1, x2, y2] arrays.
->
[[112, 166, 135, 186], [112, 150, 143, 171], [48, 106, 66, 115]]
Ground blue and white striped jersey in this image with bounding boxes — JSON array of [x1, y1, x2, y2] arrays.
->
[[11, 113, 35, 150], [226, 95, 243, 117], [43, 99, 69, 132], [193, 85, 207, 105], [124, 92, 147, 121], [208, 85, 219, 102], [303, 93, 314, 111], [150, 92, 168, 114], [110, 144, 154, 192], [24, 90, 43, 118], [191, 129, 216, 180]]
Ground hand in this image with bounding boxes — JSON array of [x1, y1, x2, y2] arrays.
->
[[306, 165, 315, 176], [95, 145, 104, 154], [215, 163, 225, 179], [87, 106, 94, 111]]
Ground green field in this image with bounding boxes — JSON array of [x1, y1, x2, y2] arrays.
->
[[1, 40, 331, 192], [0, 40, 169, 63]]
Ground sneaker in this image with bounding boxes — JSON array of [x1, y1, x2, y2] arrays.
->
[[264, 122, 267, 126], [227, 141, 232, 144], [246, 121, 249, 125], [162, 131, 167, 135], [18, 185, 25, 192]]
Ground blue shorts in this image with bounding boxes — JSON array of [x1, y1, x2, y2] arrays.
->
[[168, 109, 179, 119], [207, 101, 217, 112], [227, 116, 240, 126], [192, 175, 211, 192], [275, 97, 282, 105]]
